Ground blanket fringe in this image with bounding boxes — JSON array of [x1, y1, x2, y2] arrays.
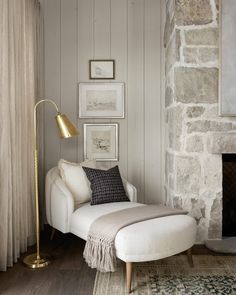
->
[[83, 235, 117, 272]]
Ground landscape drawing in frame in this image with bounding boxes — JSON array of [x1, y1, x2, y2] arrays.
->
[[89, 59, 115, 79], [79, 83, 125, 118], [83, 123, 119, 162], [220, 0, 236, 116]]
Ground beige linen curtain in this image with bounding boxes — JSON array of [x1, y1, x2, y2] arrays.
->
[[0, 0, 40, 271]]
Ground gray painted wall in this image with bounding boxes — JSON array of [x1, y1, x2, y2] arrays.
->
[[41, 0, 164, 203]]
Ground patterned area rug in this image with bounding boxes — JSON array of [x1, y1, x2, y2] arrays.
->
[[93, 255, 236, 294]]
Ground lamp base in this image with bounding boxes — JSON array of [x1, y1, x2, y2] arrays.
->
[[23, 253, 51, 269]]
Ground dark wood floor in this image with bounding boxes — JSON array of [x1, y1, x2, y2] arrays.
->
[[0, 230, 96, 295], [0, 228, 232, 295]]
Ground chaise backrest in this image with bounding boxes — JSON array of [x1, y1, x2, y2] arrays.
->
[[45, 166, 137, 234]]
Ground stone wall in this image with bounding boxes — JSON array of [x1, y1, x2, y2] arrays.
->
[[164, 0, 236, 242]]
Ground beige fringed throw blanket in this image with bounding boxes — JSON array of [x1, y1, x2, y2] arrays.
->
[[83, 205, 187, 272]]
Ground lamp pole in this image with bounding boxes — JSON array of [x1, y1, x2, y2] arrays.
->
[[23, 99, 78, 268]]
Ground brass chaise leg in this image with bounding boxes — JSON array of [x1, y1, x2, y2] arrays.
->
[[126, 262, 132, 293], [187, 247, 194, 267], [50, 228, 56, 241]]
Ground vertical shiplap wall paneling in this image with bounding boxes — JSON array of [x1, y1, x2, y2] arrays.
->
[[43, 0, 164, 204], [110, 0, 128, 178], [44, 0, 61, 173], [127, 0, 145, 202], [94, 0, 111, 59], [93, 0, 112, 169], [144, 0, 162, 203], [60, 0, 78, 162], [77, 0, 94, 162]]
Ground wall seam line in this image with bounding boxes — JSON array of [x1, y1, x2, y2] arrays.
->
[[59, 0, 62, 159], [126, 0, 129, 181], [143, 0, 146, 203]]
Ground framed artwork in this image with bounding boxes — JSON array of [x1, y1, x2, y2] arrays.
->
[[219, 0, 236, 116], [79, 82, 125, 118], [83, 123, 118, 161], [89, 59, 115, 79]]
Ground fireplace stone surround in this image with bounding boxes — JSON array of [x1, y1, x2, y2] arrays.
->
[[164, 0, 236, 243]]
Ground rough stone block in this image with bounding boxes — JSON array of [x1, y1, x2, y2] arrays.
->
[[166, 0, 175, 19], [187, 120, 211, 133], [165, 110, 168, 124], [175, 0, 213, 26], [166, 37, 176, 73], [165, 86, 173, 107], [216, 10, 219, 25], [176, 29, 181, 61], [166, 31, 181, 73], [165, 190, 175, 207], [186, 106, 205, 118], [173, 196, 183, 209], [168, 106, 183, 150], [175, 67, 218, 104], [175, 156, 201, 194], [202, 104, 218, 118], [210, 121, 233, 131], [207, 132, 236, 153], [186, 135, 204, 152], [166, 69, 173, 87], [166, 151, 174, 174], [185, 28, 218, 46], [187, 120, 232, 133], [164, 186, 168, 203], [168, 175, 175, 190], [164, 11, 175, 47], [200, 190, 219, 200], [202, 155, 222, 190], [196, 218, 208, 242], [208, 198, 222, 239], [182, 198, 206, 224], [184, 47, 218, 64], [165, 151, 174, 185]]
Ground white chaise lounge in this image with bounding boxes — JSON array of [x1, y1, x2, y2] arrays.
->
[[46, 167, 197, 293]]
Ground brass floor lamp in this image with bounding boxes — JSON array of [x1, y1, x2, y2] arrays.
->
[[23, 99, 79, 269]]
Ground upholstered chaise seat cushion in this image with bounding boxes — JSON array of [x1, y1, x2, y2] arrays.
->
[[70, 202, 196, 263]]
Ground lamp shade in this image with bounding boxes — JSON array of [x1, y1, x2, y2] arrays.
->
[[55, 113, 79, 138]]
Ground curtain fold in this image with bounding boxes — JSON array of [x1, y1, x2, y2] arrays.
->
[[0, 0, 40, 271]]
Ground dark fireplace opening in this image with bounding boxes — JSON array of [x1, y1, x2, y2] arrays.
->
[[223, 154, 236, 237]]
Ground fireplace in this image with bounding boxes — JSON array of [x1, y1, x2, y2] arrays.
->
[[223, 154, 236, 237]]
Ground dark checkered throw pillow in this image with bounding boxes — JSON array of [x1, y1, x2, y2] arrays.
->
[[82, 165, 130, 205]]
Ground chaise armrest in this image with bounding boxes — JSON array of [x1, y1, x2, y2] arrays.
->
[[46, 167, 74, 233], [122, 177, 137, 202]]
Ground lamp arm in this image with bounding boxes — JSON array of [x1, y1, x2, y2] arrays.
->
[[34, 98, 59, 113], [34, 99, 60, 145], [34, 99, 59, 127]]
